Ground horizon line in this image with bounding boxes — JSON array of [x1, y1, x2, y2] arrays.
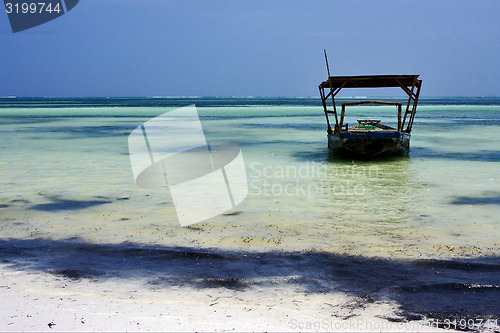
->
[[1, 95, 499, 99]]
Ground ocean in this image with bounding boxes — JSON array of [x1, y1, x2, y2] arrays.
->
[[1, 97, 499, 327]]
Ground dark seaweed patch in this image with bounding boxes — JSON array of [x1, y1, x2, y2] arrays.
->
[[10, 199, 31, 204], [198, 278, 247, 290], [451, 192, 500, 206], [222, 211, 243, 216], [30, 197, 112, 212], [48, 269, 104, 280]]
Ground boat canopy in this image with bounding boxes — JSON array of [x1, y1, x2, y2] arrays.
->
[[319, 74, 422, 134], [319, 75, 420, 90]]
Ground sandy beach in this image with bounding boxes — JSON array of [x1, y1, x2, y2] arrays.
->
[[1, 239, 499, 333], [0, 263, 457, 332]]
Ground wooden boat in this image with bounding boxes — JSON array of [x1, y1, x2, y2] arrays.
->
[[318, 54, 422, 159]]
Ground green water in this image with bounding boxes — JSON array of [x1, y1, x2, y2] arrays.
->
[[0, 98, 499, 260]]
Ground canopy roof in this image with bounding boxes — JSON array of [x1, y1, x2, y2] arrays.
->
[[318, 74, 422, 134], [319, 75, 420, 90]]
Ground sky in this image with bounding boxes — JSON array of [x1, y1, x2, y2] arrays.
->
[[1, 0, 499, 97]]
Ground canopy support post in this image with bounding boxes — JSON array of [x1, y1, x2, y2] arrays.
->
[[397, 77, 422, 133]]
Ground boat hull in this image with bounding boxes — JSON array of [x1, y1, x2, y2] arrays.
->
[[328, 131, 410, 159]]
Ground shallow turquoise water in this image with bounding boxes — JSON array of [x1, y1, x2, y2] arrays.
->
[[0, 98, 499, 259]]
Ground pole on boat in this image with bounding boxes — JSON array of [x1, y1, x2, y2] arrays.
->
[[324, 49, 332, 78], [324, 49, 339, 133]]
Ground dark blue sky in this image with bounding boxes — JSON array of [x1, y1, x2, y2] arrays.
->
[[1, 0, 499, 97]]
